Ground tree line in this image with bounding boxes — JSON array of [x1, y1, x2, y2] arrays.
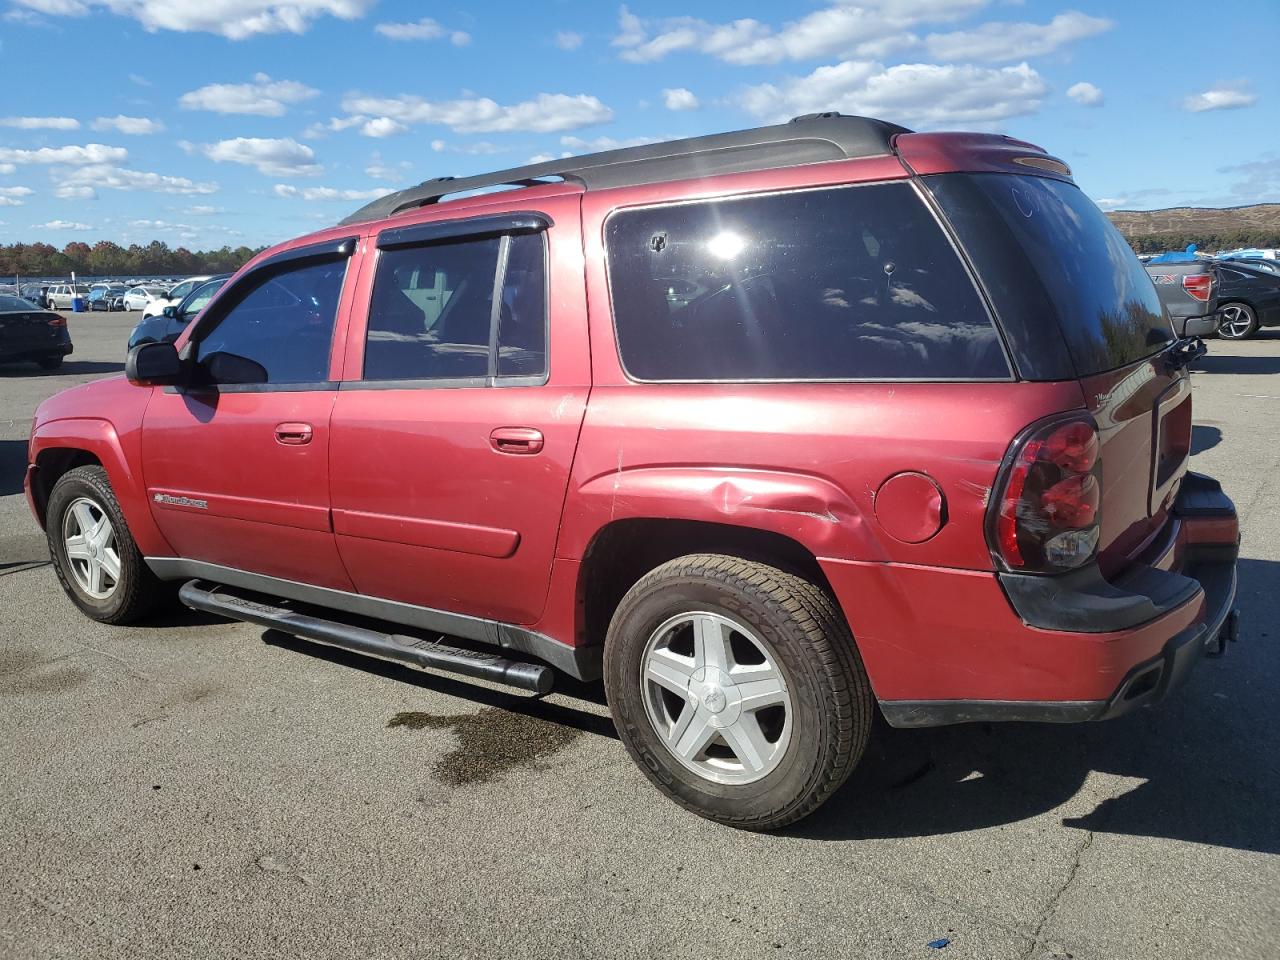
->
[[0, 240, 264, 280], [1123, 232, 1280, 254]]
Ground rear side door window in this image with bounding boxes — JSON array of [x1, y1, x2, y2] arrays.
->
[[363, 230, 547, 384], [192, 257, 348, 385], [605, 181, 1009, 382]]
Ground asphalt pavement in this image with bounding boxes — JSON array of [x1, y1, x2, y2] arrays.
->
[[1, 311, 1277, 959]]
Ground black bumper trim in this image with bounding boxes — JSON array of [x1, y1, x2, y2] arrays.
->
[[997, 471, 1237, 634]]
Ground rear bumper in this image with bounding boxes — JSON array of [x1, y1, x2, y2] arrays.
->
[[821, 472, 1239, 728], [1182, 314, 1220, 337], [0, 340, 73, 362]]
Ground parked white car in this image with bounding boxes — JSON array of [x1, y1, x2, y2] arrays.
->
[[45, 284, 91, 310], [122, 285, 170, 312], [143, 275, 211, 319]]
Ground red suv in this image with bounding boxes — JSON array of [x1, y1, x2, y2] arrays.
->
[[26, 115, 1239, 829]]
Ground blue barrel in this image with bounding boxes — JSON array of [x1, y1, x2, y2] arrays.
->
[[71, 296, 86, 312]]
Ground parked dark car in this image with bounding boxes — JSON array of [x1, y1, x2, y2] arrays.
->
[[1214, 261, 1280, 339], [0, 294, 73, 370], [88, 284, 128, 312], [1143, 255, 1219, 337], [127, 275, 230, 348], [18, 283, 50, 308]]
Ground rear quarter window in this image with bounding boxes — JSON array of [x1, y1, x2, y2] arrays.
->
[[605, 181, 1009, 382], [925, 173, 1174, 378]]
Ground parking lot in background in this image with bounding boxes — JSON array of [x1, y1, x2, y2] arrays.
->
[[1, 312, 1277, 960]]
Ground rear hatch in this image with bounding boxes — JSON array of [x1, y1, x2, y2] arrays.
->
[[922, 171, 1187, 575]]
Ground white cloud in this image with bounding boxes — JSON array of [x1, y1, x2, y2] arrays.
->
[[56, 163, 218, 195], [54, 185, 96, 199], [1067, 81, 1104, 107], [182, 204, 224, 214], [555, 30, 583, 50], [0, 143, 127, 165], [1183, 85, 1257, 112], [91, 114, 165, 134], [197, 137, 321, 176], [924, 12, 1112, 62], [273, 183, 392, 201], [0, 186, 35, 198], [365, 152, 410, 180], [560, 134, 663, 153], [340, 91, 613, 133], [739, 60, 1048, 129], [375, 17, 469, 45], [0, 116, 80, 130], [12, 0, 375, 39], [427, 139, 506, 155], [35, 219, 92, 231], [0, 163, 13, 175], [360, 116, 407, 138], [0, 197, 26, 207], [1093, 197, 1127, 211], [180, 73, 319, 116], [611, 1, 986, 65], [662, 87, 699, 111]]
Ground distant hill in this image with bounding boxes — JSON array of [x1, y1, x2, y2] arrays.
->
[[1107, 203, 1280, 252]]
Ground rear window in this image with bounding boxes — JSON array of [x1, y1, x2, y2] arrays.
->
[[925, 174, 1174, 377], [605, 181, 1009, 382]]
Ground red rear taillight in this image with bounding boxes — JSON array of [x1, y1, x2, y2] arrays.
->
[[989, 415, 1103, 573], [46, 314, 66, 327], [1182, 274, 1213, 302]]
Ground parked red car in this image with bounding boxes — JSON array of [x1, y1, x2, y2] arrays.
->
[[26, 115, 1239, 829]]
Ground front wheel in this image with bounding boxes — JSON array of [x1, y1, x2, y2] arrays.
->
[[604, 554, 873, 830], [46, 465, 168, 624], [1218, 302, 1259, 340]]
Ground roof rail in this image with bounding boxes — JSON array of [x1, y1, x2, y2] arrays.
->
[[339, 113, 911, 226]]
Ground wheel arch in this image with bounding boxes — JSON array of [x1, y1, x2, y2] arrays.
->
[[28, 420, 173, 556], [575, 517, 843, 660]]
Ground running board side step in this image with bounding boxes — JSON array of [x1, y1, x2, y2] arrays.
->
[[178, 580, 554, 695]]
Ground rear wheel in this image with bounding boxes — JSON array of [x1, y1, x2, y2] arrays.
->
[[37, 356, 63, 371], [604, 554, 872, 830], [1218, 302, 1258, 340], [47, 465, 168, 624]]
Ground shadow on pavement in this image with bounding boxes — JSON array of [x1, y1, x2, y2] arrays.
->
[[1191, 424, 1222, 455], [796, 556, 1278, 856], [1194, 351, 1280, 375], [0, 359, 124, 378]]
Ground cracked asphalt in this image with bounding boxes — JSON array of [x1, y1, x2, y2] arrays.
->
[[1, 312, 1278, 959]]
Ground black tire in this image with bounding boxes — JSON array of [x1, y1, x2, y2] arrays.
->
[[604, 553, 873, 830], [1217, 302, 1259, 340], [46, 465, 168, 624], [36, 356, 63, 371]]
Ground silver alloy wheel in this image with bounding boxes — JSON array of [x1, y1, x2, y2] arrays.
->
[[640, 611, 793, 785], [1219, 304, 1254, 339], [62, 496, 121, 600]]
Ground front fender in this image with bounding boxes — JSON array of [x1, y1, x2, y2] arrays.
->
[[557, 466, 886, 561], [29, 418, 174, 557]]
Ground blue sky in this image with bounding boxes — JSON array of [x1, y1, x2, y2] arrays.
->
[[0, 0, 1275, 250]]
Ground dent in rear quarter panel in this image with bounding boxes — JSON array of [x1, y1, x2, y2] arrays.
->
[[557, 380, 1087, 569], [28, 375, 174, 557]]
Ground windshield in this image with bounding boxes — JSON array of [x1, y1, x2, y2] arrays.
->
[[0, 295, 39, 311], [926, 173, 1174, 377]]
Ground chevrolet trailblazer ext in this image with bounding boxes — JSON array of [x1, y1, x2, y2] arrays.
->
[[27, 115, 1239, 829]]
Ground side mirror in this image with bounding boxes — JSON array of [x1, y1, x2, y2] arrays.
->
[[126, 341, 183, 386], [204, 351, 267, 385], [162, 305, 178, 318]]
